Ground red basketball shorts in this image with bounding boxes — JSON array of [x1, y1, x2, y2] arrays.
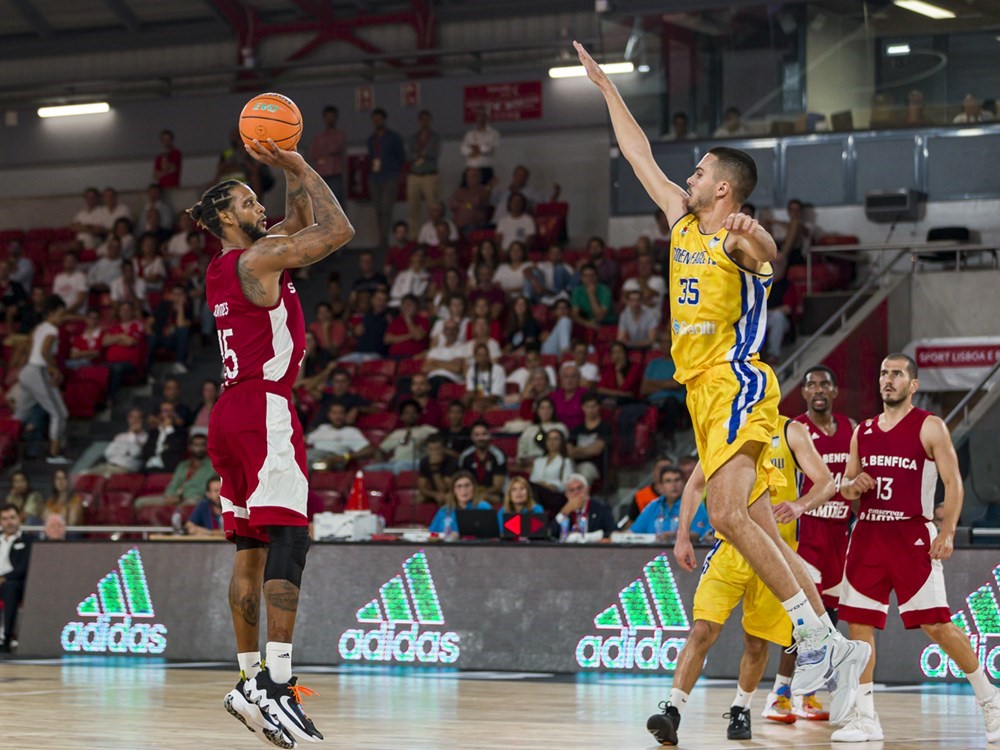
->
[[796, 517, 850, 610], [208, 380, 309, 544], [839, 518, 951, 630]]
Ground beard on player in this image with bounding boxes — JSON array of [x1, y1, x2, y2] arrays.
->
[[240, 219, 268, 242], [881, 388, 907, 407]]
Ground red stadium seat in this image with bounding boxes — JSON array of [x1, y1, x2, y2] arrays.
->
[[356, 412, 397, 432], [310, 471, 354, 495], [73, 473, 104, 496], [358, 358, 397, 381], [96, 491, 136, 526], [141, 472, 174, 495], [492, 436, 518, 460], [396, 359, 424, 378], [104, 472, 145, 495], [437, 382, 465, 402], [310, 490, 346, 514], [396, 470, 419, 490], [135, 504, 176, 527], [355, 381, 396, 407], [481, 409, 511, 431]]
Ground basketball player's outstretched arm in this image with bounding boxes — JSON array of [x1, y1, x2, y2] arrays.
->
[[267, 168, 315, 237], [244, 139, 354, 272], [673, 461, 707, 572], [574, 41, 688, 226], [921, 416, 963, 560], [772, 421, 836, 524]]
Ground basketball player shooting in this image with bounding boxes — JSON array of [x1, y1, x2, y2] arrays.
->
[[190, 138, 354, 747], [573, 40, 869, 746], [834, 354, 1000, 742]]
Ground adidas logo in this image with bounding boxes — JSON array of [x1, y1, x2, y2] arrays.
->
[[864, 428, 873, 435], [61, 548, 168, 655], [338, 551, 459, 665], [921, 564, 1000, 680], [576, 555, 690, 671], [914, 539, 925, 546]]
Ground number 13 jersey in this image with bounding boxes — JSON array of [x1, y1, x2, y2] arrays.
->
[[856, 407, 936, 522], [206, 248, 306, 390], [668, 214, 773, 384]]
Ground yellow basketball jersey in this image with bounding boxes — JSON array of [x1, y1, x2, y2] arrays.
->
[[769, 415, 801, 548], [668, 214, 773, 384], [712, 415, 800, 548]]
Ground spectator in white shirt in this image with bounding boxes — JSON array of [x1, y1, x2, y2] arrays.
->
[[52, 251, 89, 314], [617, 288, 659, 349], [465, 342, 506, 411], [461, 317, 502, 362], [82, 407, 148, 475], [953, 93, 995, 124], [305, 402, 373, 470], [110, 260, 148, 310], [87, 236, 125, 290], [621, 251, 666, 320], [530, 429, 575, 493], [165, 212, 196, 264], [460, 106, 500, 184], [388, 247, 430, 309], [95, 187, 132, 234], [492, 241, 534, 297], [369, 400, 438, 474], [661, 111, 695, 141], [70, 187, 106, 249], [492, 164, 560, 220], [417, 202, 459, 246], [713, 106, 750, 138], [495, 194, 537, 251], [567, 340, 600, 387], [507, 347, 558, 393], [430, 294, 470, 347], [424, 318, 469, 389]]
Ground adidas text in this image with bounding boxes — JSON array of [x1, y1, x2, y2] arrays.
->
[[576, 628, 686, 670], [339, 623, 460, 664], [61, 615, 167, 654]]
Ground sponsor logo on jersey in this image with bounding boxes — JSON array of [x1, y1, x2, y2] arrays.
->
[[921, 564, 1000, 680], [338, 551, 460, 665], [672, 247, 717, 266], [672, 319, 717, 336], [61, 548, 167, 655], [575, 555, 690, 671]]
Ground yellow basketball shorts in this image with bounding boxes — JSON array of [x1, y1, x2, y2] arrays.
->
[[686, 360, 781, 506], [693, 540, 793, 646]]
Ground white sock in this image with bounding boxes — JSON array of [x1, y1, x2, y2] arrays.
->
[[669, 688, 689, 714], [782, 591, 825, 641], [773, 673, 792, 692], [733, 687, 755, 709], [967, 666, 995, 702], [266, 641, 293, 684], [856, 682, 875, 717], [237, 651, 261, 680], [820, 612, 835, 631]]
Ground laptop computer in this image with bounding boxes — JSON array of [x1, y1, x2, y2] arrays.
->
[[455, 509, 501, 539], [500, 512, 551, 540]]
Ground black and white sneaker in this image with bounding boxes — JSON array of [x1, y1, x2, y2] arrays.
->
[[646, 701, 681, 746], [245, 669, 324, 744], [224, 678, 295, 749], [725, 706, 752, 740]]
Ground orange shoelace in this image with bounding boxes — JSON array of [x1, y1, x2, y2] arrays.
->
[[289, 683, 318, 705]]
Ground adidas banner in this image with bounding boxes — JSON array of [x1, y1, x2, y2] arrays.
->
[[17, 542, 1000, 681]]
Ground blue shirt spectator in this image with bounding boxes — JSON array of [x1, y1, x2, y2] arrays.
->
[[632, 495, 712, 539], [642, 353, 685, 404], [367, 119, 407, 182]]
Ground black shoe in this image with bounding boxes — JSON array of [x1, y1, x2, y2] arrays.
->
[[244, 668, 323, 744], [725, 705, 752, 740], [0, 640, 10, 654], [647, 701, 680, 746]]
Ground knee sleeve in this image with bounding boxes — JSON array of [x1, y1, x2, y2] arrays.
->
[[263, 526, 310, 587]]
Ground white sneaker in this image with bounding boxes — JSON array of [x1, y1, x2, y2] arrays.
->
[[761, 687, 796, 723], [224, 678, 295, 748], [831, 710, 883, 742], [981, 688, 1000, 743], [793, 629, 870, 703]]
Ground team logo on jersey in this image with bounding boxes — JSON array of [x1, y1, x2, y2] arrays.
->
[[338, 551, 460, 665], [61, 548, 168, 655], [679, 226, 690, 237], [575, 555, 690, 671], [709, 235, 722, 249], [920, 564, 1000, 680]]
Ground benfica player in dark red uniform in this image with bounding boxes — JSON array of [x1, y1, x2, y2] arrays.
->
[[835, 353, 999, 742], [191, 138, 353, 747]]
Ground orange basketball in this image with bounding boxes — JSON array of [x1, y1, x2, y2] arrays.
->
[[239, 92, 302, 150]]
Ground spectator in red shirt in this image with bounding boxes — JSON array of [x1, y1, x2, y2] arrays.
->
[[67, 310, 105, 369], [308, 301, 347, 357], [384, 294, 430, 359], [550, 363, 587, 431], [152, 129, 182, 189], [104, 300, 146, 394], [597, 341, 643, 405], [384, 221, 416, 280], [307, 105, 346, 204], [468, 262, 506, 321]]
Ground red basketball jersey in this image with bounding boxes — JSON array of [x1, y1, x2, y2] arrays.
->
[[795, 412, 852, 523], [206, 249, 306, 390], [856, 407, 936, 522]]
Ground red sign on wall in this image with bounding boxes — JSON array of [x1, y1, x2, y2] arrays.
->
[[400, 81, 420, 108], [463, 81, 543, 123]]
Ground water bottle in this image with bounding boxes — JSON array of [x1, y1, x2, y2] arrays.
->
[[576, 512, 589, 540], [171, 510, 184, 536], [442, 511, 456, 541], [558, 515, 570, 543]]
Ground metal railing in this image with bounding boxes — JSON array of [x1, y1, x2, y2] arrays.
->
[[774, 247, 908, 383], [20, 525, 172, 539], [945, 358, 1000, 428]]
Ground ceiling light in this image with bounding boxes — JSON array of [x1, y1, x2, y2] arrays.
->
[[37, 102, 111, 118], [892, 0, 956, 20], [548, 62, 634, 79], [887, 44, 911, 55], [637, 64, 651, 73]]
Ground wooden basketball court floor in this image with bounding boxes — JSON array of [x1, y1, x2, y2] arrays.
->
[[2, 659, 994, 749]]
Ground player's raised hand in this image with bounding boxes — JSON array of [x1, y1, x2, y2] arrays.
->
[[724, 212, 760, 237], [673, 535, 698, 573], [245, 138, 305, 172], [573, 41, 610, 89], [929, 530, 954, 561]]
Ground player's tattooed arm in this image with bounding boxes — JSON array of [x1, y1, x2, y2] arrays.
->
[[237, 253, 269, 305], [268, 170, 314, 237]]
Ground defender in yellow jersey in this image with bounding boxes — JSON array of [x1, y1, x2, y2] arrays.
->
[[578, 41, 870, 746], [668, 417, 836, 740]]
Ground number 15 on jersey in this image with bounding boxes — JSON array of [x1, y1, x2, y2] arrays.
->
[[218, 328, 239, 380], [677, 278, 700, 305]]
